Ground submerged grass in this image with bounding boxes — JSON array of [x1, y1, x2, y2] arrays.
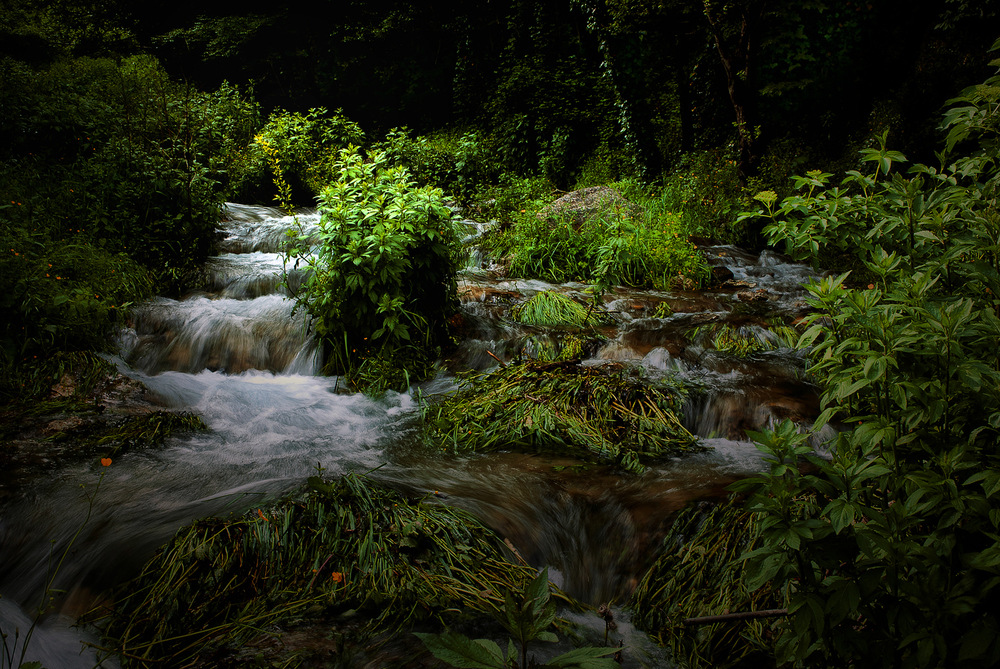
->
[[96, 473, 536, 667], [86, 411, 208, 457], [629, 497, 783, 669], [422, 360, 700, 472], [691, 323, 799, 357], [510, 291, 608, 328]]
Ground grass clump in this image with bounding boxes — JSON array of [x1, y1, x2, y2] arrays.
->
[[97, 473, 535, 667], [691, 323, 800, 357], [481, 184, 708, 291], [510, 291, 608, 328], [86, 411, 207, 458], [629, 497, 783, 669], [422, 360, 700, 472]]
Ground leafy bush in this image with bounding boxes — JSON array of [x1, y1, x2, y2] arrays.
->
[[376, 127, 496, 203], [0, 209, 154, 366], [244, 107, 365, 205], [285, 147, 464, 393], [0, 55, 260, 275], [732, 48, 1000, 668]]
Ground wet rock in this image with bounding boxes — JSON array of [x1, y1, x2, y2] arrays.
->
[[536, 186, 641, 228], [737, 288, 770, 302], [710, 265, 735, 284], [43, 416, 85, 435]]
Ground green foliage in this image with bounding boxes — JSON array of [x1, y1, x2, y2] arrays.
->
[[484, 189, 708, 291], [284, 147, 464, 393], [661, 149, 757, 243], [376, 127, 496, 203], [416, 568, 619, 669], [630, 497, 784, 669], [510, 291, 608, 328], [245, 107, 365, 205], [422, 360, 700, 472], [0, 217, 154, 366], [733, 51, 1000, 668], [0, 54, 260, 277]]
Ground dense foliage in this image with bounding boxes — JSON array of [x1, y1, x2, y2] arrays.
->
[[285, 148, 464, 393], [485, 185, 709, 290], [0, 52, 258, 382], [732, 47, 1000, 668]]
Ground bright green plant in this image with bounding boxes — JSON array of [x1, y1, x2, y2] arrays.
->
[[415, 567, 619, 669], [284, 146, 464, 393], [246, 107, 364, 203], [510, 291, 608, 327], [732, 46, 1000, 668], [485, 205, 707, 291]]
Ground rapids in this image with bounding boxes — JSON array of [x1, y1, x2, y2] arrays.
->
[[0, 204, 827, 667]]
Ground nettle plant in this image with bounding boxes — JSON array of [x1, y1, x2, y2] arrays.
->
[[284, 147, 463, 393], [734, 47, 1000, 668]]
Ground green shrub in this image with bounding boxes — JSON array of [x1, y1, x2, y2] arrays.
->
[[285, 147, 464, 393], [0, 211, 154, 366], [376, 127, 496, 203], [0, 55, 260, 275], [660, 149, 755, 243], [732, 50, 1000, 667], [244, 107, 365, 205]]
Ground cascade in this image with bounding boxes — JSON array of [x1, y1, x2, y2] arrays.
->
[[0, 204, 826, 666]]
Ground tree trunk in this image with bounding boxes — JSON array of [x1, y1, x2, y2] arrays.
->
[[703, 1, 763, 182]]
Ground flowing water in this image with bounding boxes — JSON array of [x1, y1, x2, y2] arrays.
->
[[0, 204, 826, 667]]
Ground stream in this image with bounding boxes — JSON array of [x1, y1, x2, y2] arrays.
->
[[0, 204, 827, 667]]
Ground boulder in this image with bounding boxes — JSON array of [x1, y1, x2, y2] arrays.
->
[[536, 186, 642, 229]]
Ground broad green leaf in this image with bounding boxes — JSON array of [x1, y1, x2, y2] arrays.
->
[[542, 646, 620, 668], [413, 631, 506, 669]]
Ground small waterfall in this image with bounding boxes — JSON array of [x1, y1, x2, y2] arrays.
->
[[1, 203, 833, 666]]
